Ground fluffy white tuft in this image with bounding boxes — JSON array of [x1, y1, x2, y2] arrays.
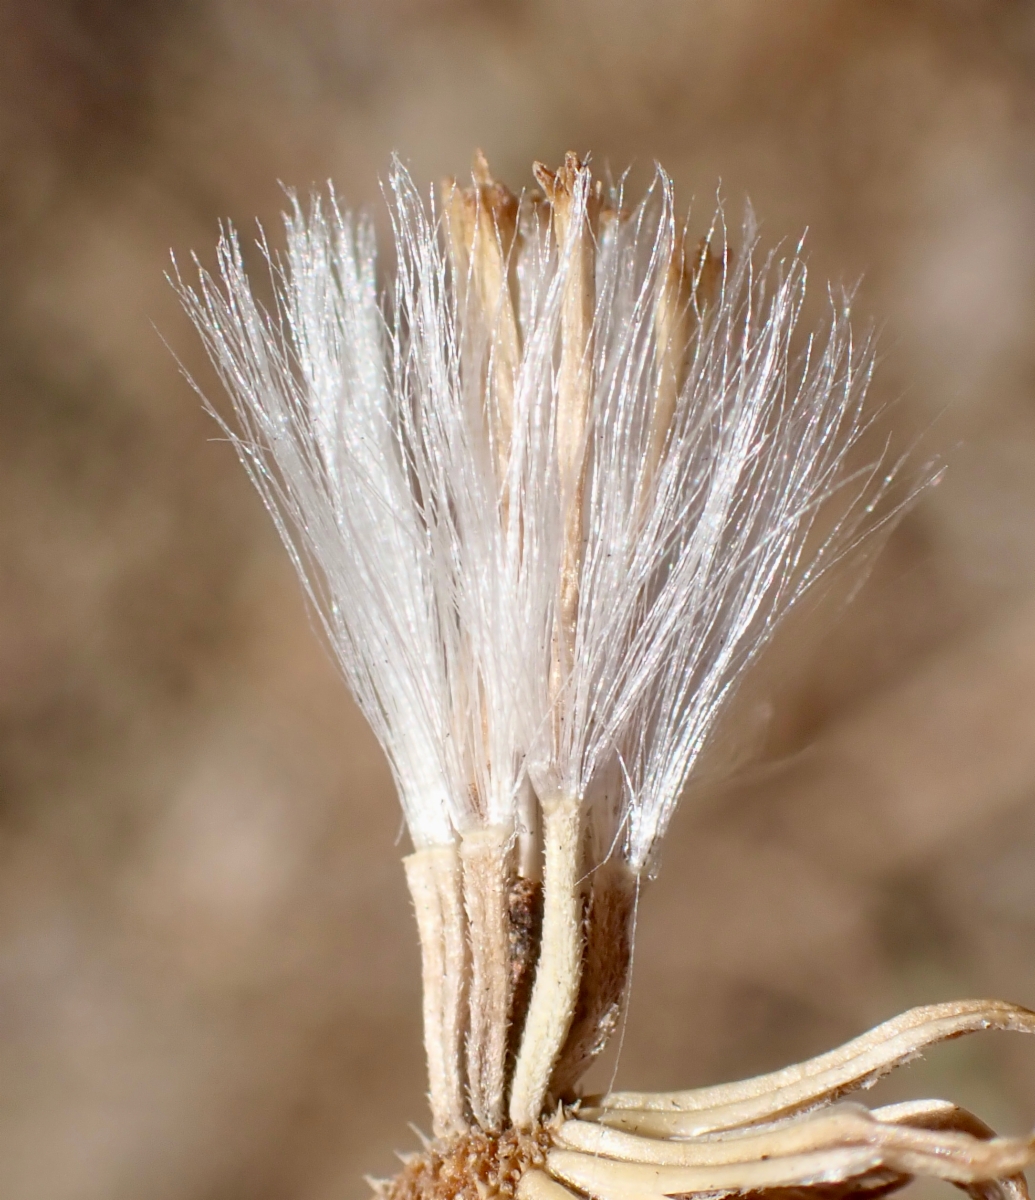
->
[[177, 157, 918, 871]]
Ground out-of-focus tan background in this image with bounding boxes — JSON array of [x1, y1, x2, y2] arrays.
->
[[3, 2, 1035, 1197]]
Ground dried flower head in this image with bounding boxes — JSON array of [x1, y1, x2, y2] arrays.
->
[[177, 152, 1035, 1200]]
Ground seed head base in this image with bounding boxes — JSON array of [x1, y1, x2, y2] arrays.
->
[[376, 1121, 556, 1200], [377, 1001, 1035, 1200]]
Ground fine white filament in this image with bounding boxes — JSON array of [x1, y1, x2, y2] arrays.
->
[[177, 155, 902, 873]]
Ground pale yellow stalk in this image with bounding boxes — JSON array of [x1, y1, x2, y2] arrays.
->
[[403, 845, 468, 1137]]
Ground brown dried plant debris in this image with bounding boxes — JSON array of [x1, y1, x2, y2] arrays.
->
[[375, 1120, 557, 1200]]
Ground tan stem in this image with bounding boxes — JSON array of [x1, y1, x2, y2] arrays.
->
[[507, 156, 598, 1131], [646, 238, 691, 489], [508, 793, 584, 1127], [547, 1144, 895, 1199], [547, 1118, 1035, 1195], [461, 825, 514, 1130], [547, 1079, 1035, 1200], [403, 845, 468, 1137], [534, 154, 597, 719], [557, 1102, 1027, 1169], [595, 1000, 1035, 1137], [444, 152, 522, 494]]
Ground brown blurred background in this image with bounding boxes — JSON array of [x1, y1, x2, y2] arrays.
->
[[3, 2, 1035, 1197]]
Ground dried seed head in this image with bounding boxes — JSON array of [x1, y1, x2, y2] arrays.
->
[[177, 155, 1035, 1200], [176, 151, 928, 1135]]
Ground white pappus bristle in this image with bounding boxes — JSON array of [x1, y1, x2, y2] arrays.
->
[[177, 153, 910, 872]]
